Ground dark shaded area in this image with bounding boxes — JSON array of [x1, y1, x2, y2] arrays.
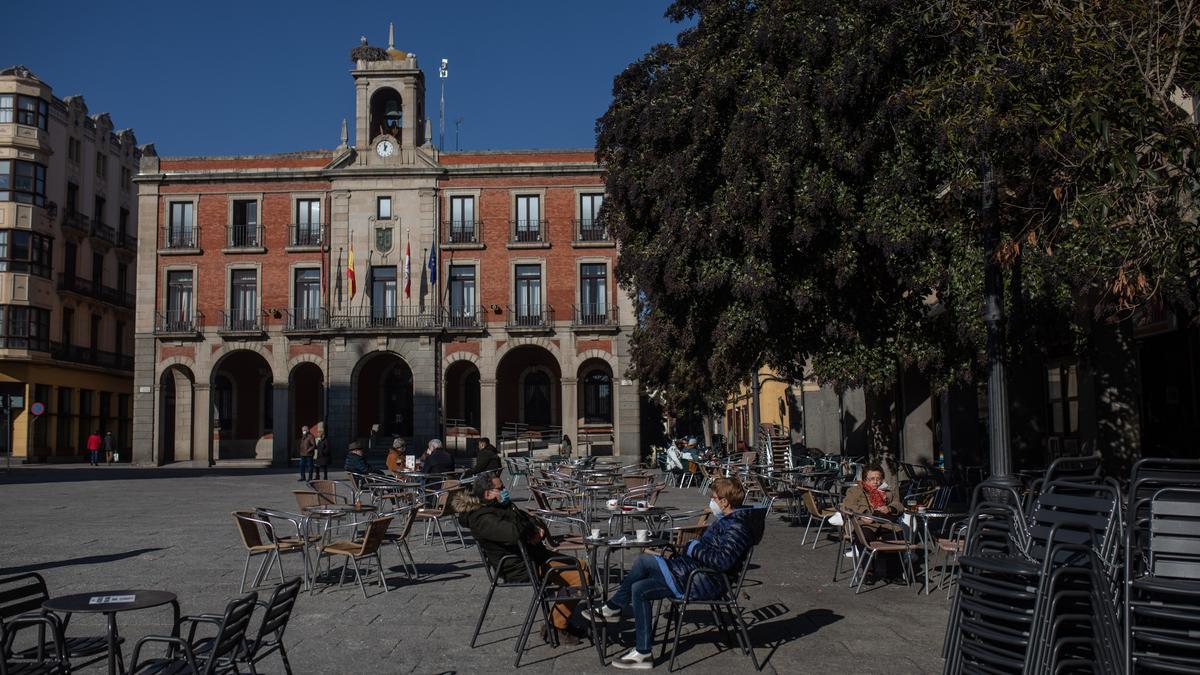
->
[[0, 467, 295, 486]]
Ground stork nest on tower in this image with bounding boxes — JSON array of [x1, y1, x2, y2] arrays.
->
[[350, 45, 389, 63]]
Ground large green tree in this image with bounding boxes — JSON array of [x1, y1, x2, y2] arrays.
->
[[597, 0, 1199, 414]]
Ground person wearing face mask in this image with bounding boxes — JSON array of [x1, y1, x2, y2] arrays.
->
[[454, 476, 588, 645], [582, 477, 765, 670]]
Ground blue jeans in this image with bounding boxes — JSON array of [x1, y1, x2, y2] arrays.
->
[[298, 456, 314, 480], [607, 554, 676, 654], [90, 450, 100, 465]]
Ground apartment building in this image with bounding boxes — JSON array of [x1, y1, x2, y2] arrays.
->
[[0, 66, 139, 462]]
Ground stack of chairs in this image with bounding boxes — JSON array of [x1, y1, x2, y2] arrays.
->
[[1125, 458, 1200, 673], [943, 460, 1124, 674]]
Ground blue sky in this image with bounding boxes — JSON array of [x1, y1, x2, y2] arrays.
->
[[1, 1, 687, 156]]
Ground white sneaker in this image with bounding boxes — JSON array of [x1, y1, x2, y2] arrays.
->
[[581, 603, 620, 622], [612, 648, 653, 670]]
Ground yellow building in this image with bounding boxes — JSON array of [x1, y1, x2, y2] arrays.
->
[[724, 366, 797, 450], [0, 66, 139, 461]]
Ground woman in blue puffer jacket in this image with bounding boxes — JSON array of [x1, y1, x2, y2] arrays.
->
[[583, 477, 766, 670]]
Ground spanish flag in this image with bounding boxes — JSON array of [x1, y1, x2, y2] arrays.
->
[[347, 241, 357, 298]]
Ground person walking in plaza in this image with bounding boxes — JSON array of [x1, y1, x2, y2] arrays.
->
[[102, 431, 115, 464], [312, 425, 330, 480], [298, 425, 316, 482], [582, 477, 764, 670], [86, 430, 102, 466], [467, 436, 501, 477]]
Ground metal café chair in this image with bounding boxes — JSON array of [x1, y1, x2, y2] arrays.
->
[[231, 511, 309, 593], [129, 592, 257, 675], [311, 516, 394, 599]]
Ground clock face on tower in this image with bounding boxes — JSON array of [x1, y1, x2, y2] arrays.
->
[[376, 139, 396, 158]]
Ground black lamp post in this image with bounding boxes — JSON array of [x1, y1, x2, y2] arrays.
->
[[980, 156, 1015, 483]]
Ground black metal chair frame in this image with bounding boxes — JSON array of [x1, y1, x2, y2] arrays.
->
[[655, 546, 760, 672], [1, 613, 69, 675], [0, 571, 117, 671], [129, 591, 257, 675]]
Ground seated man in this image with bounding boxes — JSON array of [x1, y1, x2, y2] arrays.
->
[[466, 436, 501, 477], [344, 441, 383, 476], [454, 476, 587, 645], [419, 438, 455, 474], [583, 477, 764, 670]]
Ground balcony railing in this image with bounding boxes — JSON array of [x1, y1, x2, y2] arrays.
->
[[161, 225, 198, 250], [506, 303, 553, 329], [331, 307, 440, 331], [226, 223, 261, 248], [288, 224, 322, 247], [442, 219, 481, 244], [2, 260, 52, 278], [90, 221, 115, 244], [282, 307, 329, 332], [218, 309, 266, 334], [51, 342, 133, 370], [572, 304, 619, 328], [57, 274, 135, 309], [62, 210, 90, 235], [154, 309, 202, 335], [574, 218, 609, 242], [117, 230, 137, 251], [511, 219, 548, 243], [443, 305, 487, 329]]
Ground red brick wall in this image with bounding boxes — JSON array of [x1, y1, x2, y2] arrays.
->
[[439, 150, 595, 165], [445, 342, 481, 357], [439, 171, 609, 327], [160, 155, 330, 171], [155, 181, 330, 324]]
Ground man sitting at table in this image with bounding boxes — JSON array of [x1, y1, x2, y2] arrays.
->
[[344, 441, 384, 476], [582, 477, 764, 670], [466, 436, 502, 477], [454, 475, 588, 645]]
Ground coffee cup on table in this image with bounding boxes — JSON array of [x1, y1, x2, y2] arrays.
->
[[606, 499, 619, 510], [636, 529, 649, 542], [636, 501, 649, 511], [590, 528, 601, 540]]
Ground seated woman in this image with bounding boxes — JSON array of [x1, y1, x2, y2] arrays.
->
[[582, 478, 764, 670], [842, 464, 903, 524]]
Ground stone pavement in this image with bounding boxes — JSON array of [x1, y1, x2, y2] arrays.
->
[[0, 466, 949, 673]]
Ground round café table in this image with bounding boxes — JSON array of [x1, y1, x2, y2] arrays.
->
[[43, 590, 179, 675]]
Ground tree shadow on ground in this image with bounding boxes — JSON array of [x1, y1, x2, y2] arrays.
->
[[1, 548, 167, 575]]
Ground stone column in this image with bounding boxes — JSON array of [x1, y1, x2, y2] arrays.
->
[[561, 377, 578, 453], [272, 383, 290, 467], [480, 378, 497, 447], [192, 384, 211, 465]]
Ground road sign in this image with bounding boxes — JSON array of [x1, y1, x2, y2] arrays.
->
[[30, 401, 45, 416]]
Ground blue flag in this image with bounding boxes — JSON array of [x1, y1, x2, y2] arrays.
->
[[427, 243, 437, 285]]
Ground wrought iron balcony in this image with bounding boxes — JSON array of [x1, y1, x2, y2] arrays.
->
[[62, 210, 91, 235], [154, 309, 203, 336], [57, 274, 135, 309], [510, 219, 548, 243], [572, 304, 619, 328], [330, 307, 441, 331], [51, 342, 133, 370], [443, 305, 487, 330], [217, 309, 266, 334], [442, 219, 482, 245], [117, 229, 137, 252], [574, 218, 609, 242], [282, 307, 329, 332], [288, 224, 323, 247], [161, 224, 198, 250], [90, 221, 116, 244], [506, 303, 553, 330], [226, 223, 262, 249]]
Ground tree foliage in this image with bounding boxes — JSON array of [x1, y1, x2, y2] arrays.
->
[[596, 0, 1200, 414]]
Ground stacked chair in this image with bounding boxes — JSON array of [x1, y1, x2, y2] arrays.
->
[[1125, 458, 1200, 673], [943, 455, 1125, 674]]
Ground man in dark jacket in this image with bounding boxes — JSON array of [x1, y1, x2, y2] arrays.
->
[[582, 477, 765, 670], [467, 437, 502, 477], [419, 438, 455, 475], [454, 476, 586, 645], [344, 441, 382, 476]]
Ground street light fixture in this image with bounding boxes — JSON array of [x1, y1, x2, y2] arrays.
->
[[439, 58, 448, 150]]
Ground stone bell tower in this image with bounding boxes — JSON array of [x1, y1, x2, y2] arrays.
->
[[351, 23, 428, 165]]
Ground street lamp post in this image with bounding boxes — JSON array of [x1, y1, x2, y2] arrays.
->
[[980, 155, 1015, 483], [439, 59, 448, 150]]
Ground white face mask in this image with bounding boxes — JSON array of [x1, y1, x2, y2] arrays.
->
[[709, 498, 725, 520]]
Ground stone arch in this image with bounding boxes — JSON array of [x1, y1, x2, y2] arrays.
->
[[209, 348, 276, 460], [157, 363, 195, 465], [493, 336, 563, 368], [286, 352, 326, 374], [442, 350, 481, 370], [496, 344, 563, 433], [155, 355, 197, 381], [575, 348, 617, 374], [351, 350, 415, 442], [210, 343, 283, 384]]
